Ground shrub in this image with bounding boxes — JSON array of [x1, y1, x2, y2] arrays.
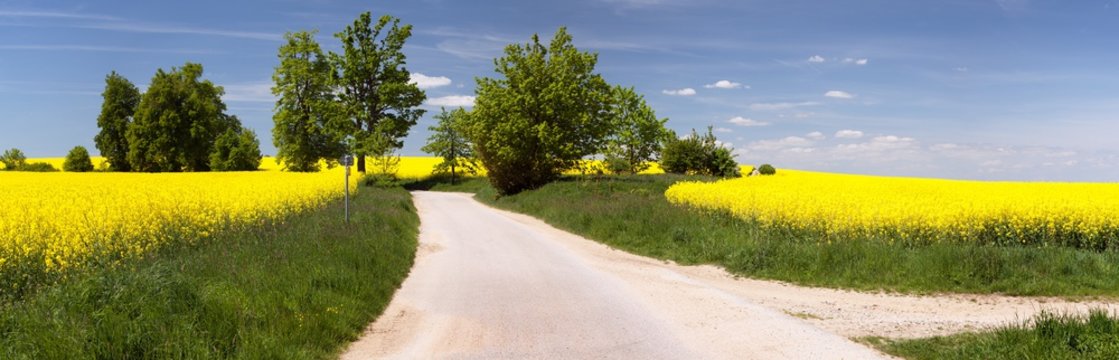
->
[[0, 148, 27, 170], [758, 164, 776, 175], [209, 128, 262, 171], [660, 127, 740, 178], [63, 146, 95, 172], [19, 162, 58, 172]]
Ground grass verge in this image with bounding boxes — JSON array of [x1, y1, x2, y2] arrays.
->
[[866, 309, 1119, 359], [411, 174, 1119, 297], [0, 186, 418, 359]]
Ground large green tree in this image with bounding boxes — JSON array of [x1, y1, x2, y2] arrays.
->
[[272, 30, 346, 172], [94, 71, 141, 171], [603, 86, 669, 174], [210, 124, 262, 171], [421, 107, 477, 184], [333, 12, 426, 173], [63, 146, 94, 172], [127, 63, 233, 172], [467, 27, 613, 195]]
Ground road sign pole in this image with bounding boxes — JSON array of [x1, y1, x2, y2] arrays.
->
[[341, 154, 353, 224]]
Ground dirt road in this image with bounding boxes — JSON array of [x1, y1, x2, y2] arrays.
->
[[342, 191, 890, 359]]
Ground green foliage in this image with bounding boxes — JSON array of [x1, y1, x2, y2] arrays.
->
[[17, 162, 58, 172], [333, 12, 426, 173], [661, 127, 741, 178], [63, 146, 94, 172], [0, 188, 418, 358], [758, 163, 776, 175], [127, 63, 235, 172], [209, 126, 262, 171], [272, 30, 347, 172], [0, 148, 27, 170], [467, 27, 614, 195], [603, 86, 669, 174], [421, 107, 478, 184], [94, 71, 141, 172], [874, 309, 1119, 359]]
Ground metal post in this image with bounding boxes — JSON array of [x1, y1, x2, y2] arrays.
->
[[345, 165, 350, 224], [341, 154, 353, 224]]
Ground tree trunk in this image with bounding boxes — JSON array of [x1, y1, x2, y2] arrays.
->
[[451, 162, 456, 185], [357, 154, 366, 173]]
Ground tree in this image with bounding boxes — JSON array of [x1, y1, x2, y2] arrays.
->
[[422, 107, 477, 184], [272, 30, 347, 172], [127, 63, 233, 172], [333, 12, 426, 173], [660, 127, 741, 178], [210, 125, 262, 171], [63, 146, 94, 172], [94, 71, 141, 171], [604, 86, 669, 174], [0, 148, 26, 170], [467, 27, 613, 195]]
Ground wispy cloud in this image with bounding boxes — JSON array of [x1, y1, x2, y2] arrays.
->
[[78, 22, 281, 41], [410, 73, 452, 89], [0, 44, 213, 54], [0, 10, 118, 21], [222, 83, 275, 103], [662, 88, 696, 96], [750, 101, 820, 111], [426, 95, 476, 107], [825, 90, 856, 99], [728, 116, 769, 127], [808, 55, 825, 63]]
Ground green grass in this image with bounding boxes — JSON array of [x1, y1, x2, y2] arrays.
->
[[867, 309, 1119, 359], [412, 174, 1119, 297], [0, 186, 418, 359]]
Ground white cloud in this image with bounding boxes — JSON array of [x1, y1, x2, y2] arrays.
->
[[749, 101, 820, 111], [808, 55, 826, 63], [806, 131, 826, 140], [426, 95, 476, 107], [704, 80, 745, 89], [835, 129, 864, 139], [727, 116, 769, 127], [955, 67, 969, 72], [747, 136, 813, 151], [662, 88, 696, 96], [409, 73, 452, 89], [825, 90, 855, 99], [79, 22, 281, 41], [714, 127, 733, 133], [222, 82, 275, 103], [855, 58, 868, 65], [837, 135, 917, 152]]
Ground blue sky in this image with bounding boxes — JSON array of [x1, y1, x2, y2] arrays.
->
[[1, 0, 1117, 181]]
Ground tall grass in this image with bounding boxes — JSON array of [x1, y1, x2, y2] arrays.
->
[[416, 175, 1119, 296], [0, 187, 418, 359], [868, 309, 1119, 359]]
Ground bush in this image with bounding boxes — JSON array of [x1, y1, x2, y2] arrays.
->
[[1, 148, 27, 170], [660, 127, 740, 178], [19, 162, 58, 172], [63, 146, 95, 172], [209, 128, 262, 171], [758, 164, 776, 175]]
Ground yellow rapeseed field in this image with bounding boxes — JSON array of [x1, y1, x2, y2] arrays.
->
[[666, 169, 1119, 249], [0, 168, 356, 277]]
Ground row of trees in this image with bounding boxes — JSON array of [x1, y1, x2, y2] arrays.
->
[[0, 147, 94, 172], [95, 64, 261, 172], [423, 28, 745, 194], [272, 12, 425, 173], [267, 13, 744, 194]]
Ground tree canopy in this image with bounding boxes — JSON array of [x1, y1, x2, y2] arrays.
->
[[604, 86, 669, 174], [467, 27, 613, 195], [272, 30, 347, 172], [422, 107, 477, 184], [94, 71, 141, 171], [333, 12, 426, 173]]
